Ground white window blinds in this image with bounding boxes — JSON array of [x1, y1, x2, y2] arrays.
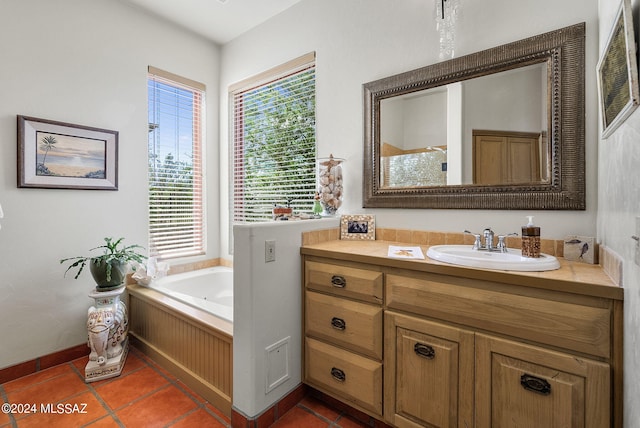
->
[[231, 53, 316, 222], [148, 67, 205, 259]]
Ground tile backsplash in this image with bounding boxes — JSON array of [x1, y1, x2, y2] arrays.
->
[[302, 227, 564, 256]]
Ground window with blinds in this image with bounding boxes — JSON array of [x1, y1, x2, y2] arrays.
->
[[148, 67, 205, 260], [231, 53, 316, 222]]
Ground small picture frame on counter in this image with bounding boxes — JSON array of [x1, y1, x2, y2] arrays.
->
[[563, 235, 597, 264], [340, 214, 375, 241]]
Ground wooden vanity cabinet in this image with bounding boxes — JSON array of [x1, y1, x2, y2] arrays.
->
[[303, 259, 384, 416], [475, 334, 610, 428], [302, 248, 622, 428], [384, 311, 474, 428]]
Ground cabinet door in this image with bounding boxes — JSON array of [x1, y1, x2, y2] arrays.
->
[[384, 312, 474, 428], [475, 334, 610, 428]]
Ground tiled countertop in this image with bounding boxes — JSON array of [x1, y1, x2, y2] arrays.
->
[[301, 239, 623, 301]]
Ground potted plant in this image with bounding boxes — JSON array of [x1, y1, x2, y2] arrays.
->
[[61, 237, 147, 291]]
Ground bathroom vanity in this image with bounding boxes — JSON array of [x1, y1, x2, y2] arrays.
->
[[301, 239, 623, 427]]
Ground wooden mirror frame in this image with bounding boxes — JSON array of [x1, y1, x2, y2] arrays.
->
[[363, 23, 585, 210]]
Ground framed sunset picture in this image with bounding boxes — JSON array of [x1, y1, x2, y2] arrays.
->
[[18, 115, 118, 190]]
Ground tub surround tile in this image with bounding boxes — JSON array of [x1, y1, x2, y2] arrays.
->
[[168, 258, 232, 276]]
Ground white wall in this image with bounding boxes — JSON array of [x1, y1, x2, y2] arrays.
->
[[0, 0, 220, 368], [232, 218, 338, 418], [221, 0, 602, 419], [219, 0, 600, 260], [597, 1, 640, 426]]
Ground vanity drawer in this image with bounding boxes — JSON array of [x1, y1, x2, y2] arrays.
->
[[386, 273, 611, 358], [306, 291, 382, 359], [305, 338, 383, 415], [305, 261, 383, 304]]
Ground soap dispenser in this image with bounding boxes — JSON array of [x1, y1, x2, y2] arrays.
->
[[521, 216, 541, 258]]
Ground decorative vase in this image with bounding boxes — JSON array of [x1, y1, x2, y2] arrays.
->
[[89, 259, 126, 291], [317, 154, 344, 216]]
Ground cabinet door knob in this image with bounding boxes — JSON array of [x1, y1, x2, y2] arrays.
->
[[520, 374, 551, 395], [331, 367, 346, 382], [331, 317, 346, 330], [414, 343, 435, 359], [331, 275, 346, 288]]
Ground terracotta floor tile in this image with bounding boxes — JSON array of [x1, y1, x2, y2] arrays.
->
[[94, 366, 169, 410], [168, 408, 229, 428], [118, 352, 147, 375], [7, 371, 89, 410], [335, 414, 370, 428], [204, 402, 231, 423], [271, 406, 330, 428], [299, 395, 341, 422], [0, 404, 11, 425], [13, 391, 107, 428], [116, 385, 198, 427], [84, 415, 123, 428], [71, 356, 90, 374], [176, 380, 205, 405], [2, 363, 73, 394]]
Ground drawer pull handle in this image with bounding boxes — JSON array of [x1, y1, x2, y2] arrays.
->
[[331, 275, 346, 288], [331, 367, 346, 382], [414, 343, 435, 359], [520, 374, 551, 395], [331, 317, 346, 330]]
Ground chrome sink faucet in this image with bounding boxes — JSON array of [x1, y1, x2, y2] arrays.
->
[[465, 229, 517, 253], [483, 228, 495, 251]]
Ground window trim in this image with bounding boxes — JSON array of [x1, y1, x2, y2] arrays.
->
[[229, 52, 317, 224], [148, 67, 206, 260]]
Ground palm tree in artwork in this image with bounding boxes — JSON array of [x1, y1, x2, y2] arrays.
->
[[38, 135, 57, 173]]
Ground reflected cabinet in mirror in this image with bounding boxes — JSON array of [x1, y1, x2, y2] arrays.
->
[[363, 23, 585, 209]]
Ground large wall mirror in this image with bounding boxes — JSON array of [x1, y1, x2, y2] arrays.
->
[[363, 23, 585, 209]]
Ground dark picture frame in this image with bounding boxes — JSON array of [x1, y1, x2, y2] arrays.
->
[[597, 0, 640, 138], [340, 214, 376, 240], [18, 115, 118, 190]]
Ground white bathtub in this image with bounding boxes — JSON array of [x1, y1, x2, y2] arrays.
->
[[148, 266, 233, 322]]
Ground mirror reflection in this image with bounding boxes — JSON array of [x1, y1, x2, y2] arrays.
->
[[363, 22, 585, 210], [379, 62, 549, 188]]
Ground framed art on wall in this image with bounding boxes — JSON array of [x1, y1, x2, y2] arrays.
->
[[597, 0, 640, 138], [18, 115, 118, 190], [340, 214, 376, 240]]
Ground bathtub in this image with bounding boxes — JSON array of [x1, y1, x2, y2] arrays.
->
[[148, 266, 233, 323], [127, 266, 233, 416]]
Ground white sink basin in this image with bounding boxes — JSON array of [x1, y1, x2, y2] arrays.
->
[[426, 245, 560, 272]]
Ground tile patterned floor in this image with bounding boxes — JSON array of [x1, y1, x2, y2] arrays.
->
[[0, 347, 370, 428], [0, 347, 229, 428]]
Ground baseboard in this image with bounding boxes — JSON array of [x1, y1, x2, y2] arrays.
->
[[0, 343, 87, 384], [231, 384, 307, 428]]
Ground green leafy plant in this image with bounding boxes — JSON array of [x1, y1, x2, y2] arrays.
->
[[60, 237, 147, 283]]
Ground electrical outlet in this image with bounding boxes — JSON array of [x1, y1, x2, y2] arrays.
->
[[265, 240, 276, 263]]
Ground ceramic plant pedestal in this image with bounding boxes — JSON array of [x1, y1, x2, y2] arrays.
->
[[85, 286, 129, 382]]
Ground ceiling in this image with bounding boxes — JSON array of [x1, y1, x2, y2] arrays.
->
[[122, 0, 302, 45]]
